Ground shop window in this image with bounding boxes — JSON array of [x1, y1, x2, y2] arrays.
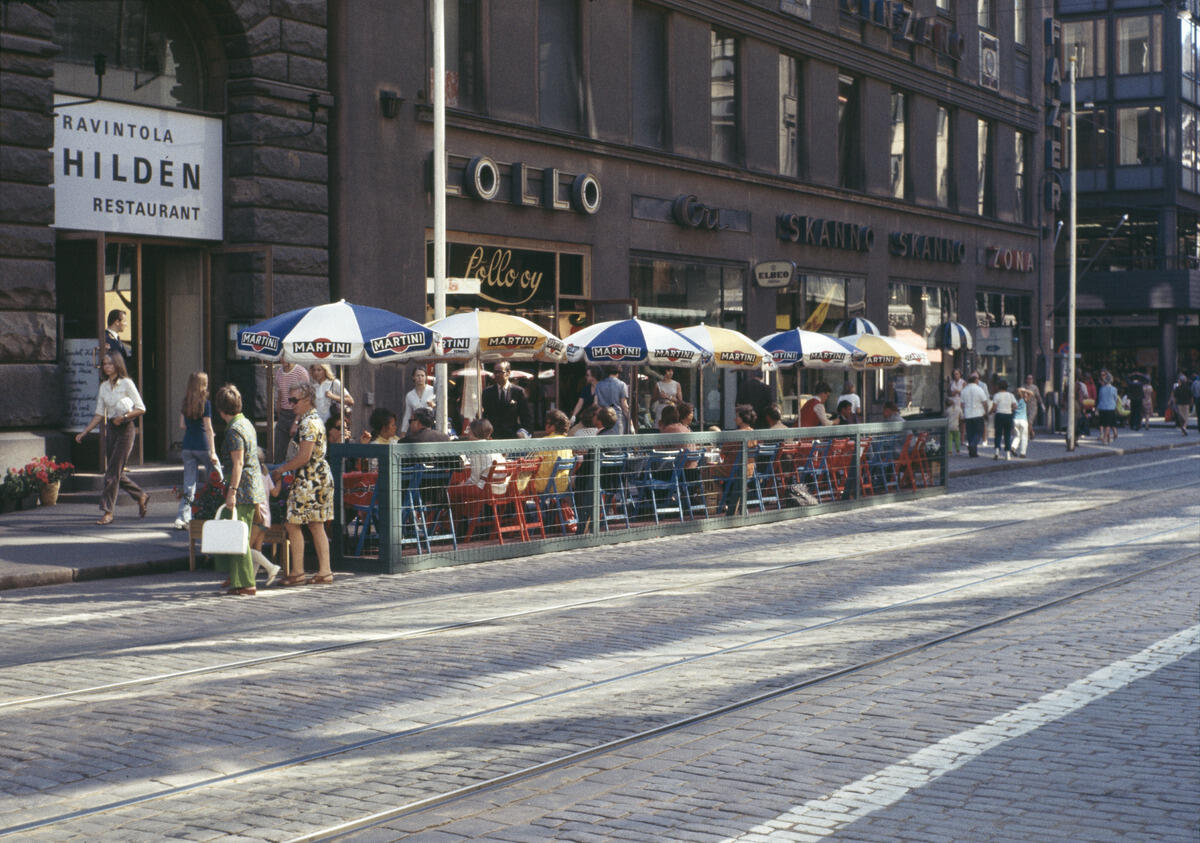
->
[[442, 0, 481, 111], [890, 90, 908, 200], [632, 3, 667, 149], [54, 0, 205, 109], [1116, 105, 1164, 166], [1076, 108, 1109, 170], [539, 0, 583, 132], [711, 29, 740, 165], [886, 282, 958, 416], [837, 73, 862, 190], [1116, 16, 1162, 76], [936, 105, 954, 208], [779, 54, 802, 178], [1062, 19, 1106, 79], [974, 291, 1031, 387]]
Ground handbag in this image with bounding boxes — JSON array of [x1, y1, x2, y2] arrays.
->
[[201, 504, 249, 555]]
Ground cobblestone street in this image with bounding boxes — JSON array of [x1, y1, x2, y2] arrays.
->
[[0, 449, 1196, 841]]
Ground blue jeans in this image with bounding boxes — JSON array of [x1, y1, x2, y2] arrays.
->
[[178, 449, 219, 522]]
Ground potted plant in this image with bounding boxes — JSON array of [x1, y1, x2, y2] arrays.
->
[[25, 456, 75, 506], [187, 470, 229, 539], [0, 467, 34, 512]]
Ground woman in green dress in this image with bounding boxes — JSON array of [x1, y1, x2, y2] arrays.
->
[[271, 381, 335, 585], [214, 383, 266, 595]]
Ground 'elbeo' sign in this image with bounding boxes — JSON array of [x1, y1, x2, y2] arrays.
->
[[754, 260, 795, 288]]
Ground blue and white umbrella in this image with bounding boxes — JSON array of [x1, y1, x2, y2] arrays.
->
[[836, 317, 881, 337], [757, 329, 862, 369], [937, 320, 974, 351], [566, 318, 710, 367], [236, 300, 438, 365]]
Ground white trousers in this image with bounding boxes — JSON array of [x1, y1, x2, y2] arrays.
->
[[1011, 418, 1029, 456]]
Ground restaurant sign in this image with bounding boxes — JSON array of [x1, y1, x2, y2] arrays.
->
[[430, 243, 559, 308], [52, 96, 223, 239]]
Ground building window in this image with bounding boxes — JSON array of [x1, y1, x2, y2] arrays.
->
[[779, 54, 802, 178], [711, 29, 739, 165], [937, 0, 952, 14], [977, 119, 993, 216], [1062, 20, 1106, 79], [890, 90, 907, 199], [1014, 0, 1027, 47], [1183, 104, 1197, 182], [1116, 16, 1162, 76], [886, 282, 957, 415], [978, 0, 993, 31], [1117, 105, 1164, 165], [1014, 132, 1028, 223], [632, 3, 667, 149], [936, 106, 953, 208], [1077, 108, 1109, 170], [538, 0, 582, 132], [1184, 18, 1199, 81], [443, 0, 481, 110], [837, 73, 862, 190], [54, 0, 206, 109]]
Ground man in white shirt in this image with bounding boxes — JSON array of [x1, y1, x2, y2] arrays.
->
[[960, 372, 991, 458]]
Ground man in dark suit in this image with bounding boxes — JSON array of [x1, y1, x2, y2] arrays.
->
[[735, 370, 773, 429], [481, 361, 532, 439]]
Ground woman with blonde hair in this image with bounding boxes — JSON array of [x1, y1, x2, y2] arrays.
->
[[175, 372, 221, 530], [75, 352, 149, 525], [308, 363, 353, 425]]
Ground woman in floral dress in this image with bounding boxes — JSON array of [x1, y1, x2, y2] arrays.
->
[[270, 381, 334, 585]]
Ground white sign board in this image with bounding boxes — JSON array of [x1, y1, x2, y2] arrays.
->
[[976, 326, 1013, 356], [52, 96, 223, 240], [63, 338, 101, 432]]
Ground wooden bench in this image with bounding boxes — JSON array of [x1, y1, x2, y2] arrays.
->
[[188, 521, 290, 572]]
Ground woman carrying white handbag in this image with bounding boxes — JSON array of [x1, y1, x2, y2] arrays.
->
[[213, 383, 265, 595]]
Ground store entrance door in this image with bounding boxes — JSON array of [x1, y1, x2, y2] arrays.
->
[[57, 233, 211, 464]]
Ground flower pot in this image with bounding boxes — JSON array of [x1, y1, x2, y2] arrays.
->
[[39, 480, 60, 506]]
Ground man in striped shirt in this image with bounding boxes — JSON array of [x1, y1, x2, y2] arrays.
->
[[273, 362, 311, 463]]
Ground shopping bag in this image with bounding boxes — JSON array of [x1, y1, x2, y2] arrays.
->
[[201, 504, 249, 555]]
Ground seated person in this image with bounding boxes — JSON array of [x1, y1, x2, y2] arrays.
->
[[764, 404, 789, 429], [360, 408, 398, 444], [446, 418, 507, 537], [532, 409, 574, 494], [834, 399, 859, 425]]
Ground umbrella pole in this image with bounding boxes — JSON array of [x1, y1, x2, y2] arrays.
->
[[339, 364, 346, 436], [698, 366, 704, 429]]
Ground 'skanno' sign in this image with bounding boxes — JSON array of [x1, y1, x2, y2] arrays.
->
[[52, 96, 223, 240]]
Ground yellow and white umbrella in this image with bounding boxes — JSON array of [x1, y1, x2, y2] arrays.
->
[[426, 309, 566, 363], [678, 324, 775, 370], [845, 333, 930, 369]]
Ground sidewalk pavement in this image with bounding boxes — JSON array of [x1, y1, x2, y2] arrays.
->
[[1, 422, 1195, 592]]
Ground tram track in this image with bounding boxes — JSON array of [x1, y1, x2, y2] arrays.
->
[[1, 466, 1195, 711], [3, 508, 1195, 839], [298, 552, 1200, 843]]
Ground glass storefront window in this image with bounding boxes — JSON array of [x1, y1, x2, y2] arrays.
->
[[54, 0, 206, 109], [630, 255, 745, 428], [886, 282, 957, 416], [975, 291, 1032, 388], [1116, 16, 1162, 76]]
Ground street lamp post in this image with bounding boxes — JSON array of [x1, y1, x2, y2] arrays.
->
[[1066, 55, 1077, 451], [432, 0, 448, 432]]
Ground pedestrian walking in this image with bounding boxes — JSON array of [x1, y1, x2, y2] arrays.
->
[[960, 373, 990, 458], [1126, 374, 1145, 432], [1170, 374, 1191, 435], [1022, 374, 1042, 439], [75, 352, 149, 525], [592, 366, 631, 435], [271, 381, 335, 585], [944, 397, 962, 454], [1012, 388, 1030, 457], [214, 383, 265, 595], [1097, 373, 1119, 444], [991, 380, 1017, 460], [174, 372, 221, 530]]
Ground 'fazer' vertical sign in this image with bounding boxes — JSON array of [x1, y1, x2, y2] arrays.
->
[[51, 96, 223, 240]]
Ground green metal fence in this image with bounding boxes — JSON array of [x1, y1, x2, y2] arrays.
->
[[329, 418, 948, 574]]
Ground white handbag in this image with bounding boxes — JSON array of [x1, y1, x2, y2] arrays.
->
[[201, 505, 249, 555]]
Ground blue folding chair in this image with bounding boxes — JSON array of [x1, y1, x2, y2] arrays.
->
[[634, 450, 685, 523], [598, 451, 632, 531], [349, 484, 379, 556], [419, 463, 458, 549], [679, 449, 709, 519], [749, 442, 780, 511], [795, 439, 835, 502], [398, 463, 431, 554]]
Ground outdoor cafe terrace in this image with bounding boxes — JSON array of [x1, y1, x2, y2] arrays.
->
[[328, 417, 948, 573]]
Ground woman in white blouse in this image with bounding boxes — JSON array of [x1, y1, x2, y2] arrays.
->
[[308, 363, 353, 424], [400, 366, 435, 433], [75, 352, 149, 525]]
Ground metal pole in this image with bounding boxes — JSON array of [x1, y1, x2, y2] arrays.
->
[[432, 0, 449, 433], [1066, 55, 1077, 451]]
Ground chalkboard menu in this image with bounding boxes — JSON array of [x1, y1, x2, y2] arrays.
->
[[64, 338, 100, 432]]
